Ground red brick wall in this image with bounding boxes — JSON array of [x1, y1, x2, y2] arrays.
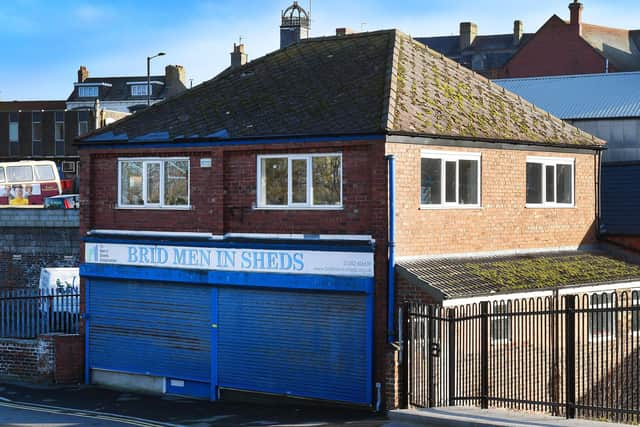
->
[[500, 17, 609, 78], [54, 335, 83, 384], [386, 143, 598, 258]]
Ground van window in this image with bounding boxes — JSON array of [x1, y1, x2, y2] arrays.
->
[[35, 165, 56, 181], [7, 166, 33, 182], [0, 168, 4, 183]]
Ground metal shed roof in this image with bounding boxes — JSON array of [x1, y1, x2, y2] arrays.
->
[[495, 72, 640, 120]]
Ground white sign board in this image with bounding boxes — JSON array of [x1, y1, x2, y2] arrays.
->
[[85, 243, 374, 278]]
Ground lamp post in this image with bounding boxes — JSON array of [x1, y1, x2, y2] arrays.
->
[[147, 52, 166, 106]]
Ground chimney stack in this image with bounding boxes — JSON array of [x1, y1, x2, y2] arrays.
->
[[336, 28, 354, 36], [513, 20, 524, 45], [230, 43, 248, 69], [77, 66, 89, 83], [569, 0, 583, 32], [164, 65, 187, 97], [459, 22, 478, 50]]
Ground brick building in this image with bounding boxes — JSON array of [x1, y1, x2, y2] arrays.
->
[[77, 30, 604, 408], [417, 1, 640, 79]]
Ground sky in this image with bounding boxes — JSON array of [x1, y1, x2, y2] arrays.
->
[[1, 0, 639, 100]]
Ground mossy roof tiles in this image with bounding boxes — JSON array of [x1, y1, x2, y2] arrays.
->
[[80, 30, 605, 148]]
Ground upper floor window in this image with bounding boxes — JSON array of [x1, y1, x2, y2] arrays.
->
[[420, 150, 481, 208], [8, 112, 18, 143], [55, 111, 65, 155], [526, 157, 574, 207], [77, 111, 89, 136], [257, 153, 342, 209], [32, 112, 42, 156], [118, 158, 190, 208], [78, 86, 98, 97], [131, 84, 149, 96]]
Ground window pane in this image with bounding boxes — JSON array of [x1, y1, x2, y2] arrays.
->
[[131, 85, 148, 96], [146, 163, 160, 204], [7, 166, 33, 182], [9, 123, 18, 142], [291, 159, 307, 204], [459, 159, 478, 205], [35, 165, 55, 181], [526, 163, 542, 204], [312, 156, 341, 205], [32, 122, 42, 141], [55, 141, 65, 156], [55, 111, 64, 122], [164, 160, 189, 206], [545, 165, 555, 202], [0, 168, 5, 183], [55, 123, 64, 141], [120, 161, 143, 205], [556, 164, 572, 204], [421, 158, 441, 204], [78, 121, 89, 136], [262, 158, 288, 205], [445, 161, 456, 203], [633, 292, 640, 334]]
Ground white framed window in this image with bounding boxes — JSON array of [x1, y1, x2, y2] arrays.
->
[[420, 150, 481, 208], [32, 112, 41, 156], [526, 156, 574, 208], [131, 84, 149, 96], [77, 111, 89, 136], [78, 86, 98, 97], [490, 301, 512, 343], [589, 292, 616, 342], [55, 111, 65, 156], [118, 158, 190, 208], [257, 153, 342, 209]]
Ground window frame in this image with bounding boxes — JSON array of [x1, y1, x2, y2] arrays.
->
[[130, 84, 149, 97], [632, 290, 640, 336], [256, 153, 343, 210], [8, 112, 18, 144], [588, 292, 616, 343], [31, 112, 42, 156], [420, 150, 482, 209], [55, 111, 65, 156], [490, 301, 512, 344], [117, 157, 191, 210], [525, 156, 575, 209], [78, 86, 98, 97]]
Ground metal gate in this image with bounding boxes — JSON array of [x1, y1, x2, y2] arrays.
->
[[403, 292, 640, 424]]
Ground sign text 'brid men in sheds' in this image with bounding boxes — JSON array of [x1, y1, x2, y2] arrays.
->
[[85, 243, 374, 277]]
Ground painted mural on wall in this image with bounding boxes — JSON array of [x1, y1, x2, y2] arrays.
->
[[0, 184, 41, 206]]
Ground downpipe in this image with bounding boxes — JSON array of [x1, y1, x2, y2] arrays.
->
[[386, 155, 396, 344]]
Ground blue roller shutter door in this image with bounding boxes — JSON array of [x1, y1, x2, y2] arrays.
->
[[88, 279, 211, 383], [218, 287, 370, 405]]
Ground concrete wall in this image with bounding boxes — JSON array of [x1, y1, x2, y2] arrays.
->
[[0, 209, 79, 288]]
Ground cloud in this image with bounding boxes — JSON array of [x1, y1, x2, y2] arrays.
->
[[73, 4, 110, 24]]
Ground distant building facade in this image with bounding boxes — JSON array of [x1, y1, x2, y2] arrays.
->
[[66, 65, 188, 114], [417, 1, 640, 79]]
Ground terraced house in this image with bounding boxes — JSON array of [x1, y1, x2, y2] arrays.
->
[[78, 29, 633, 411]]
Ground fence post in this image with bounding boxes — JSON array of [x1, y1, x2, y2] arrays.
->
[[480, 301, 489, 409], [564, 295, 576, 419], [427, 305, 435, 408], [448, 307, 456, 407], [401, 302, 410, 409]]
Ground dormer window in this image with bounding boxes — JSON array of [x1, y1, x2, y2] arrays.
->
[[131, 84, 149, 97], [78, 86, 98, 97]]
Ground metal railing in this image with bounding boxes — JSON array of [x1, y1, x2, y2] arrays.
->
[[403, 290, 640, 424], [0, 287, 80, 338]]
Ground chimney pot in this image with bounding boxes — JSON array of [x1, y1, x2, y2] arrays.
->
[[459, 22, 478, 50], [513, 20, 524, 45], [77, 66, 89, 83], [230, 43, 248, 69]]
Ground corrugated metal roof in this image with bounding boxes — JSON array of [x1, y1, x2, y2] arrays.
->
[[495, 72, 640, 120]]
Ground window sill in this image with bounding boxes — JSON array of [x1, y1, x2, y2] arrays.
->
[[115, 205, 193, 211], [419, 205, 482, 210], [525, 204, 575, 209], [254, 206, 344, 211]]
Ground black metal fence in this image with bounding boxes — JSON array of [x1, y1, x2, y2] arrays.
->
[[403, 290, 640, 424], [0, 287, 80, 338]]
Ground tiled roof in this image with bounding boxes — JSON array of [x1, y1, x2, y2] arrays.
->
[[397, 251, 640, 300], [495, 72, 640, 120], [581, 24, 640, 72], [80, 30, 604, 148], [67, 75, 166, 103]]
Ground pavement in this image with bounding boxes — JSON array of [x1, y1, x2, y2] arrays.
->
[[390, 407, 633, 427], [0, 382, 404, 427]]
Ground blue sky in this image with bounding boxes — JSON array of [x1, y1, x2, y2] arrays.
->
[[1, 0, 639, 100]]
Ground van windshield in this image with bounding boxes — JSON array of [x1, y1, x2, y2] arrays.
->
[[7, 166, 33, 182], [35, 165, 55, 181]]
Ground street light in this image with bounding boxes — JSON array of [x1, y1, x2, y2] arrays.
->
[[147, 52, 166, 106]]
